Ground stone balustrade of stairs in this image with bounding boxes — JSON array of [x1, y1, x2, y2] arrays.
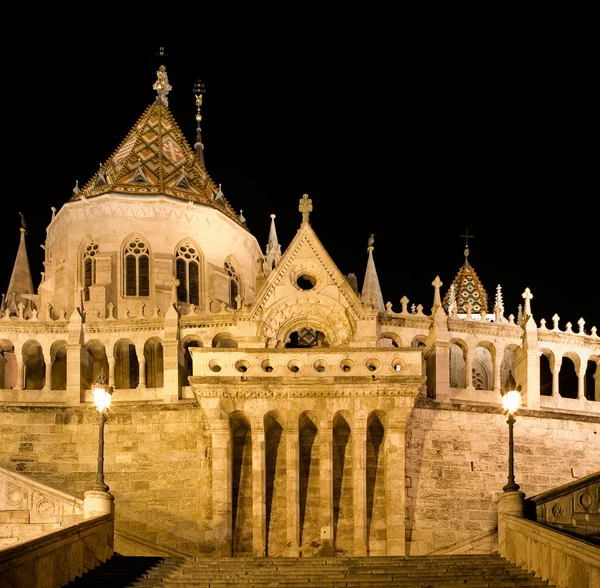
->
[[64, 553, 555, 587]]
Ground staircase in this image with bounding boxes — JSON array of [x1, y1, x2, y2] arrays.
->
[[64, 553, 555, 587]]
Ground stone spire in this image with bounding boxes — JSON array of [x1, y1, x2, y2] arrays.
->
[[4, 220, 35, 316], [263, 214, 282, 273], [193, 79, 206, 168], [360, 234, 384, 312]]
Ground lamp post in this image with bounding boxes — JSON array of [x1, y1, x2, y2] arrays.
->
[[501, 370, 522, 493], [92, 369, 113, 492]]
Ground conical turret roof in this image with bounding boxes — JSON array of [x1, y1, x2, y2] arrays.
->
[[442, 231, 489, 316], [4, 227, 34, 316], [360, 235, 385, 312], [71, 73, 244, 229]]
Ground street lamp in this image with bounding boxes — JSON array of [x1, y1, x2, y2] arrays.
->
[[92, 369, 113, 493], [501, 370, 522, 493]]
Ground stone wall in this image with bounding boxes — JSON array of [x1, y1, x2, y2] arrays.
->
[[0, 401, 213, 557], [1, 398, 598, 558], [406, 398, 600, 555]]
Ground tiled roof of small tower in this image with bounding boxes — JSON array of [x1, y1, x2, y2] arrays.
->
[[70, 64, 244, 229], [442, 230, 489, 316]]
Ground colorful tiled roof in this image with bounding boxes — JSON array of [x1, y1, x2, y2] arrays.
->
[[70, 100, 244, 228], [443, 260, 489, 316]]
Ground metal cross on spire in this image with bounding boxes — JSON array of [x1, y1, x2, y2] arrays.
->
[[460, 228, 474, 263]]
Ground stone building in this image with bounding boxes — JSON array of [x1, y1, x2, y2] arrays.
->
[[0, 60, 599, 560]]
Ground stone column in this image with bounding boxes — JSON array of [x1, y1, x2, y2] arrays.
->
[[465, 348, 474, 389], [212, 419, 232, 557], [285, 420, 299, 557], [493, 350, 503, 393], [497, 490, 525, 563], [137, 354, 147, 388], [320, 422, 334, 556], [251, 417, 266, 557], [352, 416, 367, 556], [66, 344, 84, 404], [15, 358, 24, 390], [595, 363, 600, 402], [552, 361, 561, 397], [577, 367, 586, 400], [385, 419, 406, 556], [43, 354, 53, 390], [107, 355, 116, 388]]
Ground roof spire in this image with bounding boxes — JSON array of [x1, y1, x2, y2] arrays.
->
[[460, 228, 474, 266], [360, 234, 384, 312], [4, 217, 35, 316], [193, 79, 206, 167], [153, 47, 172, 106], [263, 214, 281, 273]]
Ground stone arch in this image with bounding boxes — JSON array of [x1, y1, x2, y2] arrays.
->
[[366, 410, 386, 556], [378, 332, 401, 348], [559, 350, 580, 399], [500, 344, 520, 389], [586, 356, 600, 401], [180, 335, 203, 384], [298, 411, 320, 555], [230, 410, 252, 556], [449, 338, 468, 388], [144, 336, 164, 388], [0, 338, 16, 389], [224, 255, 243, 309], [539, 348, 555, 396], [262, 298, 353, 348], [332, 410, 353, 554], [50, 340, 68, 391], [114, 338, 139, 389], [264, 410, 286, 557], [473, 342, 495, 391], [212, 332, 238, 348], [121, 233, 151, 297], [22, 340, 45, 390], [175, 238, 204, 307], [411, 335, 428, 349], [84, 339, 109, 391], [78, 234, 99, 303]]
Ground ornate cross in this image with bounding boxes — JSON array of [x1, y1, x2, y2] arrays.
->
[[522, 287, 533, 317], [299, 194, 312, 224], [460, 228, 474, 261]]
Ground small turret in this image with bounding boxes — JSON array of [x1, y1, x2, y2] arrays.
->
[[3, 216, 35, 317], [360, 234, 384, 312], [263, 214, 282, 273]]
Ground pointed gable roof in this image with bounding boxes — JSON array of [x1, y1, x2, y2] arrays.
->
[[360, 235, 384, 312], [71, 99, 245, 228]]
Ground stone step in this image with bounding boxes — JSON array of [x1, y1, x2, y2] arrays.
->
[[63, 554, 555, 587]]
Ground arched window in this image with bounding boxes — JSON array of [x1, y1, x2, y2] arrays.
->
[[124, 237, 150, 297], [176, 241, 200, 305], [224, 259, 239, 308], [83, 240, 99, 302]]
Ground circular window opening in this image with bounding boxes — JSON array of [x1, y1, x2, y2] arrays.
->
[[365, 358, 381, 372], [261, 359, 276, 373], [313, 359, 328, 373], [209, 360, 223, 373], [235, 360, 250, 373], [287, 359, 303, 373], [340, 358, 355, 373], [391, 358, 406, 373], [296, 273, 316, 290]]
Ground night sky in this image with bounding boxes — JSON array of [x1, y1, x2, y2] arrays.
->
[[3, 35, 598, 332]]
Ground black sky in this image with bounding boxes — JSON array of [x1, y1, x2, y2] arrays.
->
[[3, 33, 598, 332]]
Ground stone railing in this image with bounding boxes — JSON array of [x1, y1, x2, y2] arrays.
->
[[0, 511, 113, 588], [498, 491, 600, 588], [528, 470, 600, 542]]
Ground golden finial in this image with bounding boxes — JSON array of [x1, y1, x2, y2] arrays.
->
[[194, 80, 206, 123], [153, 47, 172, 106]]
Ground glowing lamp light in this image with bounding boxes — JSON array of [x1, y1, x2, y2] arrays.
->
[[501, 371, 522, 414], [502, 390, 521, 414], [93, 370, 112, 412]]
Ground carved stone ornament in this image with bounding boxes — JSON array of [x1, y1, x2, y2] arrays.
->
[[262, 299, 351, 345], [36, 498, 56, 519], [7, 485, 24, 506], [551, 502, 566, 520]]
